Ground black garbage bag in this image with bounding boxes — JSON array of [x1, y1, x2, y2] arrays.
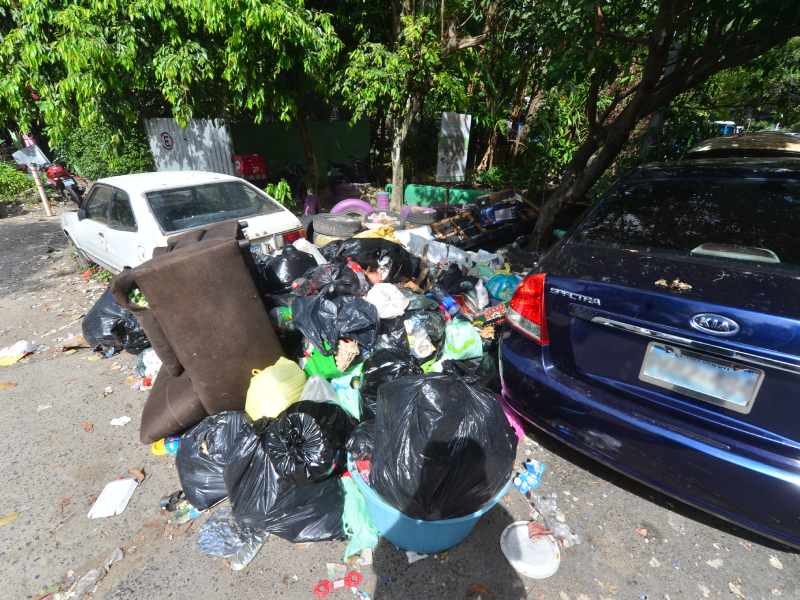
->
[[256, 246, 317, 295], [370, 374, 517, 520], [436, 263, 478, 295], [176, 412, 253, 510], [263, 401, 357, 485], [401, 288, 439, 312], [440, 353, 500, 392], [224, 403, 355, 541], [292, 294, 378, 355], [359, 349, 422, 421], [82, 287, 149, 354], [292, 262, 367, 298], [346, 420, 375, 461], [374, 316, 410, 353], [321, 238, 417, 283]]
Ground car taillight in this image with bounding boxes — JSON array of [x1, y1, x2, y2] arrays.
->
[[282, 229, 305, 245], [507, 273, 549, 344]]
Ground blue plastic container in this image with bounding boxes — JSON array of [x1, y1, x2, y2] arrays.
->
[[348, 457, 513, 554]]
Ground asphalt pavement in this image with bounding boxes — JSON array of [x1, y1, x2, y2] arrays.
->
[[0, 206, 796, 600]]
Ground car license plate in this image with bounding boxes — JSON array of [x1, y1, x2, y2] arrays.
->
[[639, 342, 764, 414]]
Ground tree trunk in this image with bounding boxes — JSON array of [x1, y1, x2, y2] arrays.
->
[[511, 88, 545, 161], [476, 128, 499, 172], [389, 94, 420, 212], [296, 111, 318, 195]]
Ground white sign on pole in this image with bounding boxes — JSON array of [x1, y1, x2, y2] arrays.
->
[[12, 144, 50, 168], [436, 112, 472, 183]]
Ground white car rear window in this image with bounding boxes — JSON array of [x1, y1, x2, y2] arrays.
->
[[146, 181, 284, 233]]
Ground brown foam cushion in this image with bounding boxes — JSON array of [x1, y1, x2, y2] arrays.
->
[[140, 369, 206, 443], [125, 222, 284, 415], [111, 269, 184, 377]]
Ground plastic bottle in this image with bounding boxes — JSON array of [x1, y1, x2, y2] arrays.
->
[[429, 286, 461, 318]]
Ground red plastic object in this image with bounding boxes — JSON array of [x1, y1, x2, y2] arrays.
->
[[344, 572, 363, 588], [232, 154, 268, 180], [313, 580, 333, 598]]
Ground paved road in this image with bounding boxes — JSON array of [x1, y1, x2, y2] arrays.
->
[[0, 207, 796, 600]]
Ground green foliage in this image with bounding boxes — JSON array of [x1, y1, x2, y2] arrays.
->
[[54, 122, 154, 180], [265, 179, 296, 212], [0, 162, 32, 203]]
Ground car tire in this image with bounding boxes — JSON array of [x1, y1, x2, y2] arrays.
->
[[66, 234, 92, 271], [402, 207, 438, 226], [312, 213, 362, 237]]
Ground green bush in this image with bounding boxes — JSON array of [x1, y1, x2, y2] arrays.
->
[[0, 162, 33, 203], [54, 122, 154, 180]]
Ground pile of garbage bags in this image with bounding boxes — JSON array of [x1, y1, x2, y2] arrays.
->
[[92, 216, 528, 559]]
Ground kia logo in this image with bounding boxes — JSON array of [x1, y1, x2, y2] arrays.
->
[[690, 313, 740, 336]]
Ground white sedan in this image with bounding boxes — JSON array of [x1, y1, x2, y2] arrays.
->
[[61, 171, 304, 272]]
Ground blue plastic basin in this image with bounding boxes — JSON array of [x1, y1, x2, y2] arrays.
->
[[348, 457, 513, 554]]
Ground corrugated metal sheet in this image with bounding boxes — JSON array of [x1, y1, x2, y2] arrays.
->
[[144, 118, 235, 175]]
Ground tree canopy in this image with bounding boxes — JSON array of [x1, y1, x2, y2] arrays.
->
[[2, 0, 799, 246]]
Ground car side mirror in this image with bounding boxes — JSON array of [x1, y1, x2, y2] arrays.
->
[[77, 207, 87, 220]]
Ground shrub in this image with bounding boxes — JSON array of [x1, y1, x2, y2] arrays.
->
[[54, 122, 154, 180], [0, 162, 33, 203]]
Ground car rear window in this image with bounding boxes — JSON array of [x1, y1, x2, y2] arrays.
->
[[576, 177, 800, 269], [146, 181, 284, 233]]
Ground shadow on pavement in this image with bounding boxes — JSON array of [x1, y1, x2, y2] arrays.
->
[[370, 504, 526, 600], [523, 423, 796, 553], [0, 216, 68, 297]]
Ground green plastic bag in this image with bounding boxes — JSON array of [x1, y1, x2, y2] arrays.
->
[[341, 476, 379, 560], [441, 319, 483, 361], [303, 342, 342, 379], [330, 364, 364, 420]]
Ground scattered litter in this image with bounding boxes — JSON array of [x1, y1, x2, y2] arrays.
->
[[728, 581, 746, 599], [0, 381, 17, 390], [150, 435, 181, 456], [37, 404, 51, 412], [313, 571, 363, 598], [649, 556, 661, 568], [0, 340, 36, 366], [0, 511, 19, 526], [705, 558, 724, 569], [405, 551, 430, 564], [128, 467, 146, 483], [635, 527, 648, 537], [500, 521, 560, 579], [769, 555, 784, 570], [87, 478, 138, 519], [110, 416, 132, 427], [531, 493, 580, 548], [102, 385, 113, 396], [197, 506, 267, 571], [60, 335, 90, 351], [80, 421, 94, 433]]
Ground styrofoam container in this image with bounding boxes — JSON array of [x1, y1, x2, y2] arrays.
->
[[500, 521, 561, 579]]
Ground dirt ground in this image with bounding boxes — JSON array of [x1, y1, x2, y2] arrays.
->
[[0, 205, 797, 600]]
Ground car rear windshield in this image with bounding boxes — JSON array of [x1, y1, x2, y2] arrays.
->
[[576, 177, 800, 269], [146, 181, 283, 233]]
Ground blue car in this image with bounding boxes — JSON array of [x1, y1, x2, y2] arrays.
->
[[500, 156, 800, 548]]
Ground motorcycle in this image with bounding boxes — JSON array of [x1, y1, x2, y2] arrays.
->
[[46, 163, 84, 206]]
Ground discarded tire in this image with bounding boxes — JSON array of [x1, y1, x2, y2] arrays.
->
[[402, 207, 438, 226], [312, 213, 362, 237], [330, 198, 374, 218]]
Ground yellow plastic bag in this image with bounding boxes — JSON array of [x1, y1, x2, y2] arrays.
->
[[245, 357, 307, 421]]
